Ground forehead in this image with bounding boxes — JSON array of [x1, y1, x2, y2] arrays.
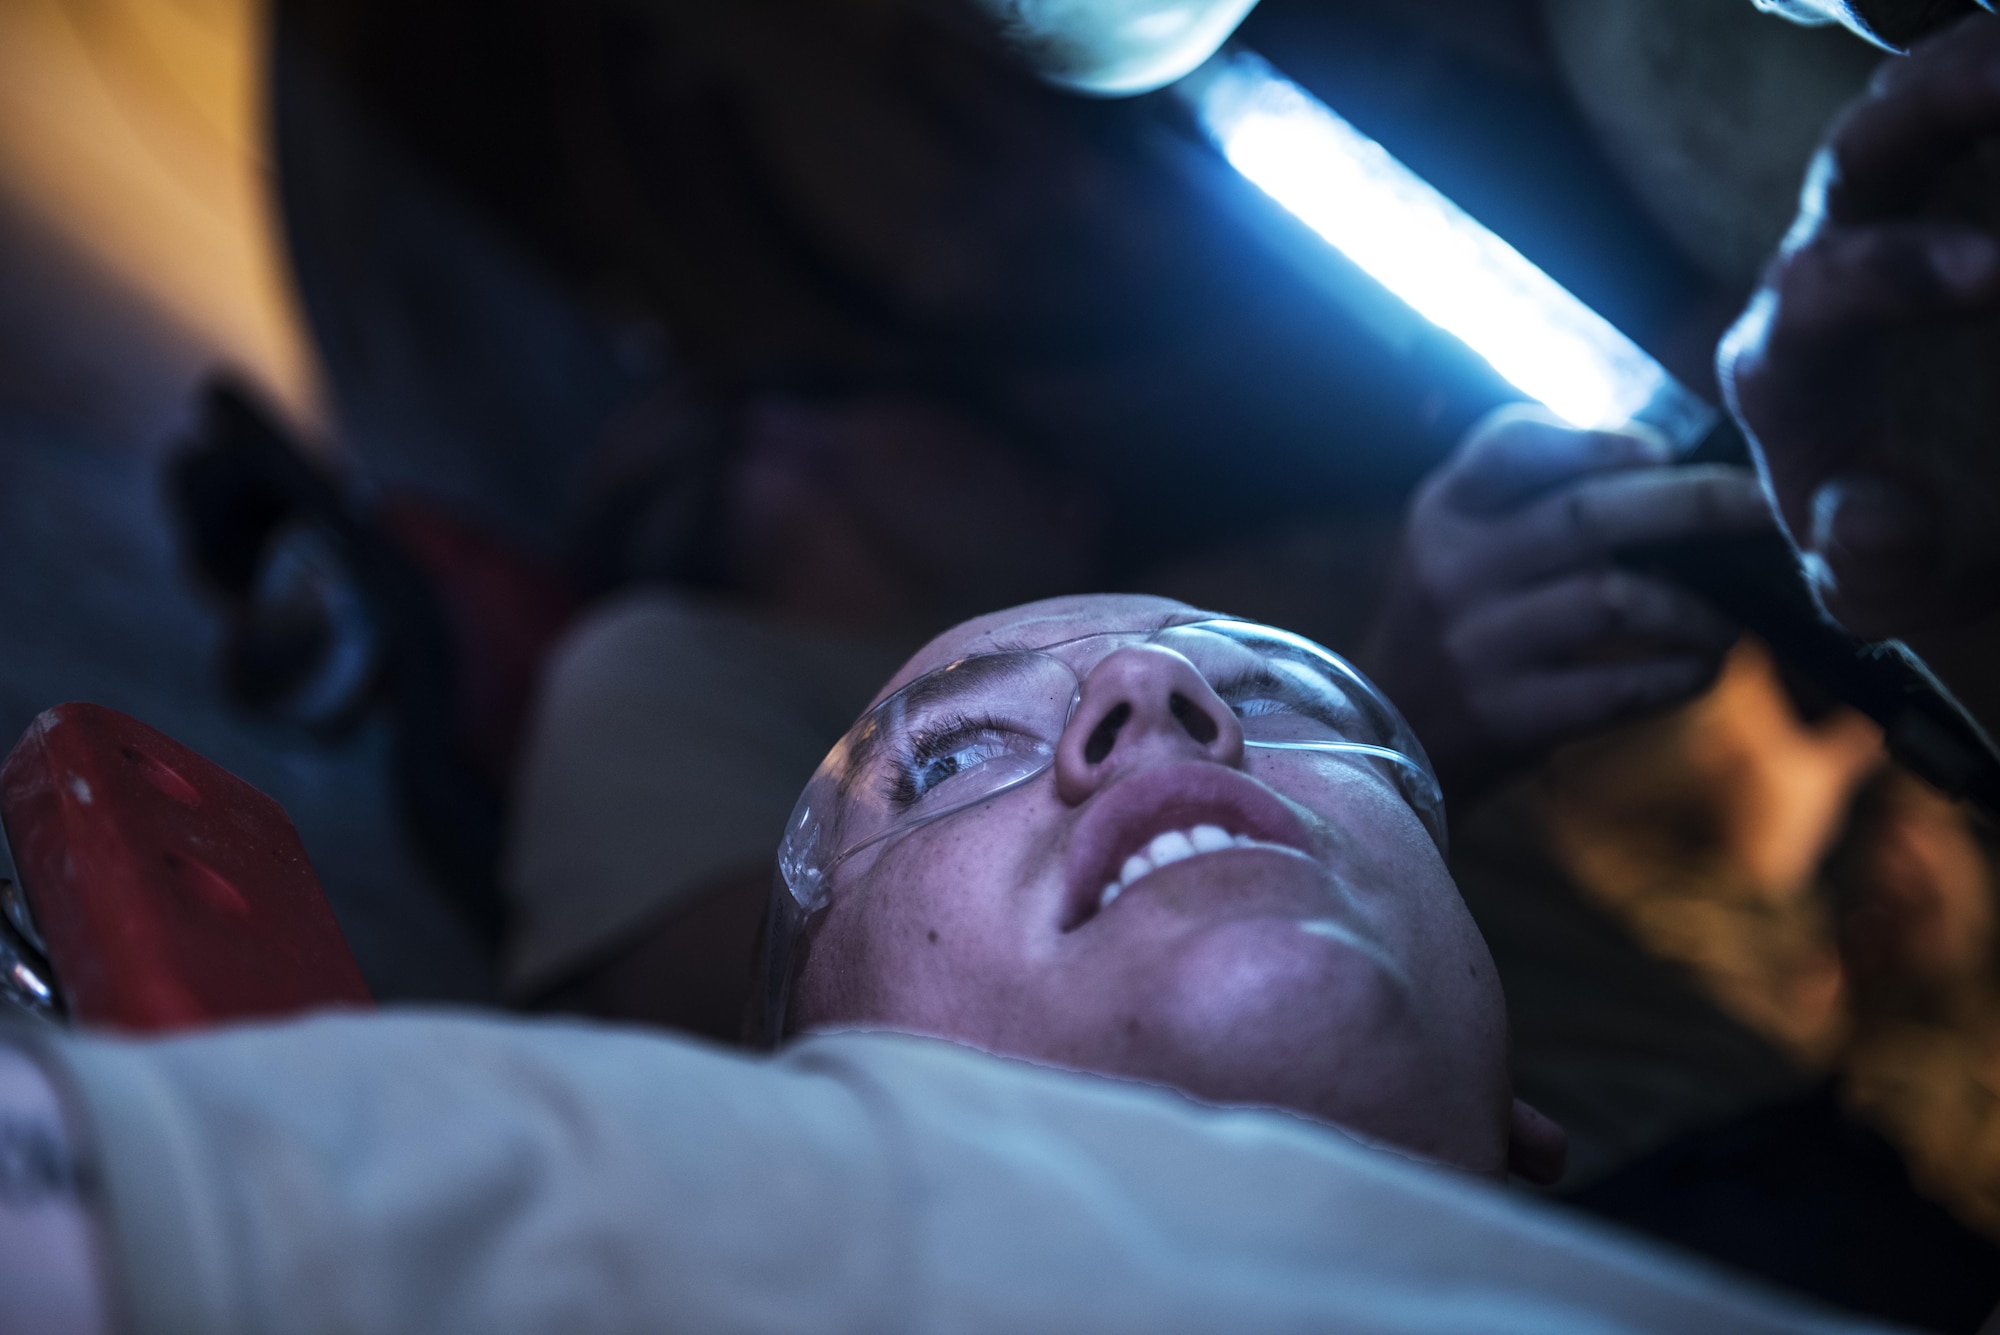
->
[[873, 594, 1217, 705]]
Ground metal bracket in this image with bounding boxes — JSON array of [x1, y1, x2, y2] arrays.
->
[[0, 817, 60, 1024]]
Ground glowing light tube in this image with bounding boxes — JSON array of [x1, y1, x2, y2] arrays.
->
[[1189, 53, 1678, 432]]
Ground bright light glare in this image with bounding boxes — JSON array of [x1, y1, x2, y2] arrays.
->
[[1193, 56, 1673, 430]]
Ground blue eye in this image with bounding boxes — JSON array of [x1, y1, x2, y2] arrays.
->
[[886, 716, 1041, 808], [912, 739, 1009, 794]]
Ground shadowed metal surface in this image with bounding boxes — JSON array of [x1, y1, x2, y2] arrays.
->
[[0, 192, 492, 1004]]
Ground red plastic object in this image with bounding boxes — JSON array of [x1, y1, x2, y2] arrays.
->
[[0, 703, 372, 1031]]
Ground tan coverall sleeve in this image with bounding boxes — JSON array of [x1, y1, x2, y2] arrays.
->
[[22, 1013, 1893, 1335]]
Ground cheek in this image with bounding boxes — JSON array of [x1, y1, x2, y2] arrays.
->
[[1251, 756, 1503, 1025], [798, 798, 1060, 1030], [1248, 754, 1447, 894]]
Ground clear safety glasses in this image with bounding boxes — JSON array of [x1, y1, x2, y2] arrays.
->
[[777, 619, 1444, 913]]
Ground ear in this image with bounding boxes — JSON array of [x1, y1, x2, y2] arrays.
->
[[1506, 1099, 1568, 1186]]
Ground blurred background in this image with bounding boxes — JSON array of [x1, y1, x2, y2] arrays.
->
[[3, 0, 1997, 1327]]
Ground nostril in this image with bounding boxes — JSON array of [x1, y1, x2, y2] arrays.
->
[[1083, 703, 1132, 764], [1169, 692, 1219, 745]]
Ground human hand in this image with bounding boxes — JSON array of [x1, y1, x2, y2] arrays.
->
[[1358, 406, 1773, 797], [1719, 15, 2000, 646]]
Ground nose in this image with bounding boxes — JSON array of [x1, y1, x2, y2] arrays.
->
[[1055, 645, 1245, 804]]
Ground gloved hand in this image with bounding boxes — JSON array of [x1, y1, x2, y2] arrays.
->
[[1719, 15, 2000, 648], [1358, 405, 1773, 798]]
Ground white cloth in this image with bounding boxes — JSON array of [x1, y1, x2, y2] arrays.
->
[[503, 592, 904, 996], [26, 1012, 1896, 1335]]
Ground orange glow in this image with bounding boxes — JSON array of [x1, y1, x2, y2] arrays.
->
[[0, 0, 320, 426], [1538, 638, 1883, 1066]]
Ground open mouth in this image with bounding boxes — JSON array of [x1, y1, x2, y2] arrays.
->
[[1061, 762, 1314, 931], [1095, 823, 1301, 910]]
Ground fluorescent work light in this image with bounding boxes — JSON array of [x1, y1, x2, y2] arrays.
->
[[1187, 52, 1695, 435], [1173, 52, 2000, 830]]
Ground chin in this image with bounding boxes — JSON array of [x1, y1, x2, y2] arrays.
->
[[1125, 916, 1508, 1171], [1142, 916, 1408, 1101]]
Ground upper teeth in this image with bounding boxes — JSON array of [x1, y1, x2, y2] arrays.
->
[[1099, 824, 1259, 910]]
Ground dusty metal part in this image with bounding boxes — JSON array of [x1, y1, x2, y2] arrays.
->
[[1847, 0, 1988, 51], [0, 902, 58, 1024], [0, 820, 45, 960], [1755, 0, 1987, 50], [0, 817, 60, 1024]]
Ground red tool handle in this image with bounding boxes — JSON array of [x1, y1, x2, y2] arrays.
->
[[0, 704, 371, 1031]]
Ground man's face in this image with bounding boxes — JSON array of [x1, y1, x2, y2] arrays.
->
[[794, 594, 1517, 1176]]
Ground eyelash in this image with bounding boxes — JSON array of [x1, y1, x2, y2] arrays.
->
[[875, 666, 1357, 809], [1210, 669, 1351, 733], [883, 714, 1020, 809]]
